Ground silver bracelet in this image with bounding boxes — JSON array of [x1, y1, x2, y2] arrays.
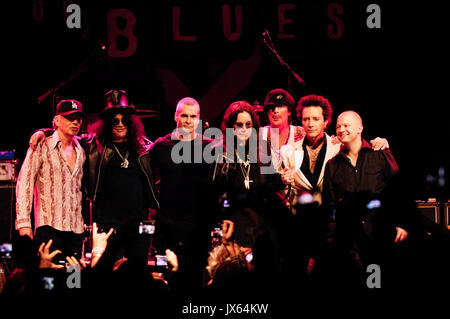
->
[[92, 247, 105, 257]]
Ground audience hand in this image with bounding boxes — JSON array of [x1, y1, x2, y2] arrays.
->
[[91, 222, 114, 267], [92, 222, 114, 251], [221, 220, 234, 244], [66, 256, 87, 270], [165, 249, 178, 272], [394, 226, 408, 243], [38, 239, 64, 269]]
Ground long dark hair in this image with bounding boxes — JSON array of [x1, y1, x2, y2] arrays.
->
[[220, 101, 264, 163], [91, 112, 147, 155], [221, 101, 260, 134]]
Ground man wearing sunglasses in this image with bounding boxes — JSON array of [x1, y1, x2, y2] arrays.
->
[[16, 99, 86, 260], [29, 90, 161, 267], [83, 90, 160, 267]]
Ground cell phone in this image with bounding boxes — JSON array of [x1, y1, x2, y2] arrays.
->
[[366, 199, 382, 210], [0, 243, 12, 259], [155, 254, 168, 267], [139, 221, 155, 235], [41, 276, 55, 290], [54, 254, 67, 265]]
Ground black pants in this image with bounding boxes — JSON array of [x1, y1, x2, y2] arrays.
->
[[98, 223, 152, 268], [108, 228, 151, 266], [34, 225, 84, 262]]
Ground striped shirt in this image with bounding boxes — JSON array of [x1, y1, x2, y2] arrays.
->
[[15, 131, 85, 234]]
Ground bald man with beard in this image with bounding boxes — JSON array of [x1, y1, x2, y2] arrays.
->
[[322, 111, 408, 288]]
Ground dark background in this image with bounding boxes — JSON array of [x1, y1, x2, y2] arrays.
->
[[1, 0, 448, 200]]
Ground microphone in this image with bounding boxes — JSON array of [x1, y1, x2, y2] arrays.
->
[[96, 42, 110, 61], [262, 29, 275, 48], [263, 29, 275, 48], [291, 71, 305, 86]]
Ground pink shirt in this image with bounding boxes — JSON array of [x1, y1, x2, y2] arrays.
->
[[15, 131, 85, 234]]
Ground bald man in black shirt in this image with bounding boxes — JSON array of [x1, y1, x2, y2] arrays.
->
[[149, 97, 215, 294], [323, 111, 408, 288]]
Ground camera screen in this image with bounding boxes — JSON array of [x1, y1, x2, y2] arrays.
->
[[41, 276, 55, 290], [155, 255, 167, 266], [366, 199, 381, 210], [0, 243, 12, 259], [139, 222, 155, 235]]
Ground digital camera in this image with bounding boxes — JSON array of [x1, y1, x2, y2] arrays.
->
[[0, 243, 12, 259], [139, 220, 155, 235]]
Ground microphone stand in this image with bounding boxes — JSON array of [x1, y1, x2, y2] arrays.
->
[[261, 29, 305, 91], [37, 43, 107, 116]]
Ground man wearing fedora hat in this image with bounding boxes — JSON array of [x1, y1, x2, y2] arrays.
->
[[16, 99, 86, 260], [29, 90, 161, 267]]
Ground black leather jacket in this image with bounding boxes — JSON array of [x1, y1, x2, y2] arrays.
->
[[82, 135, 160, 211], [41, 129, 159, 212]]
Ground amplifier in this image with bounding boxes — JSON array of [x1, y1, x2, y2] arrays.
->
[[444, 201, 450, 230], [0, 160, 19, 182], [415, 201, 441, 225]]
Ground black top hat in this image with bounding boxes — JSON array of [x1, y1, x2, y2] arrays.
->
[[263, 89, 295, 113], [100, 89, 136, 118], [56, 99, 85, 116]]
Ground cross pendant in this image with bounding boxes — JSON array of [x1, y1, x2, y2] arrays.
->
[[244, 176, 253, 190]]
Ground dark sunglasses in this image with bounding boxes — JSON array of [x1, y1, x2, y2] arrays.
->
[[62, 114, 82, 122], [234, 121, 253, 129], [111, 117, 130, 126]]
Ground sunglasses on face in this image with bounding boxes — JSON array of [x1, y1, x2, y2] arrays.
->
[[234, 121, 253, 129], [62, 114, 82, 122], [111, 117, 130, 126]]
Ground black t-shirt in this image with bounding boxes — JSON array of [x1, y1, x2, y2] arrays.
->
[[95, 142, 149, 228], [149, 133, 213, 224]]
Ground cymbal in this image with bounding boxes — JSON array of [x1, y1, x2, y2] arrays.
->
[[136, 109, 160, 118]]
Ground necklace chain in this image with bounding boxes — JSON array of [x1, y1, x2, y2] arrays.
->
[[112, 144, 129, 168], [306, 140, 324, 163], [236, 153, 252, 189]]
